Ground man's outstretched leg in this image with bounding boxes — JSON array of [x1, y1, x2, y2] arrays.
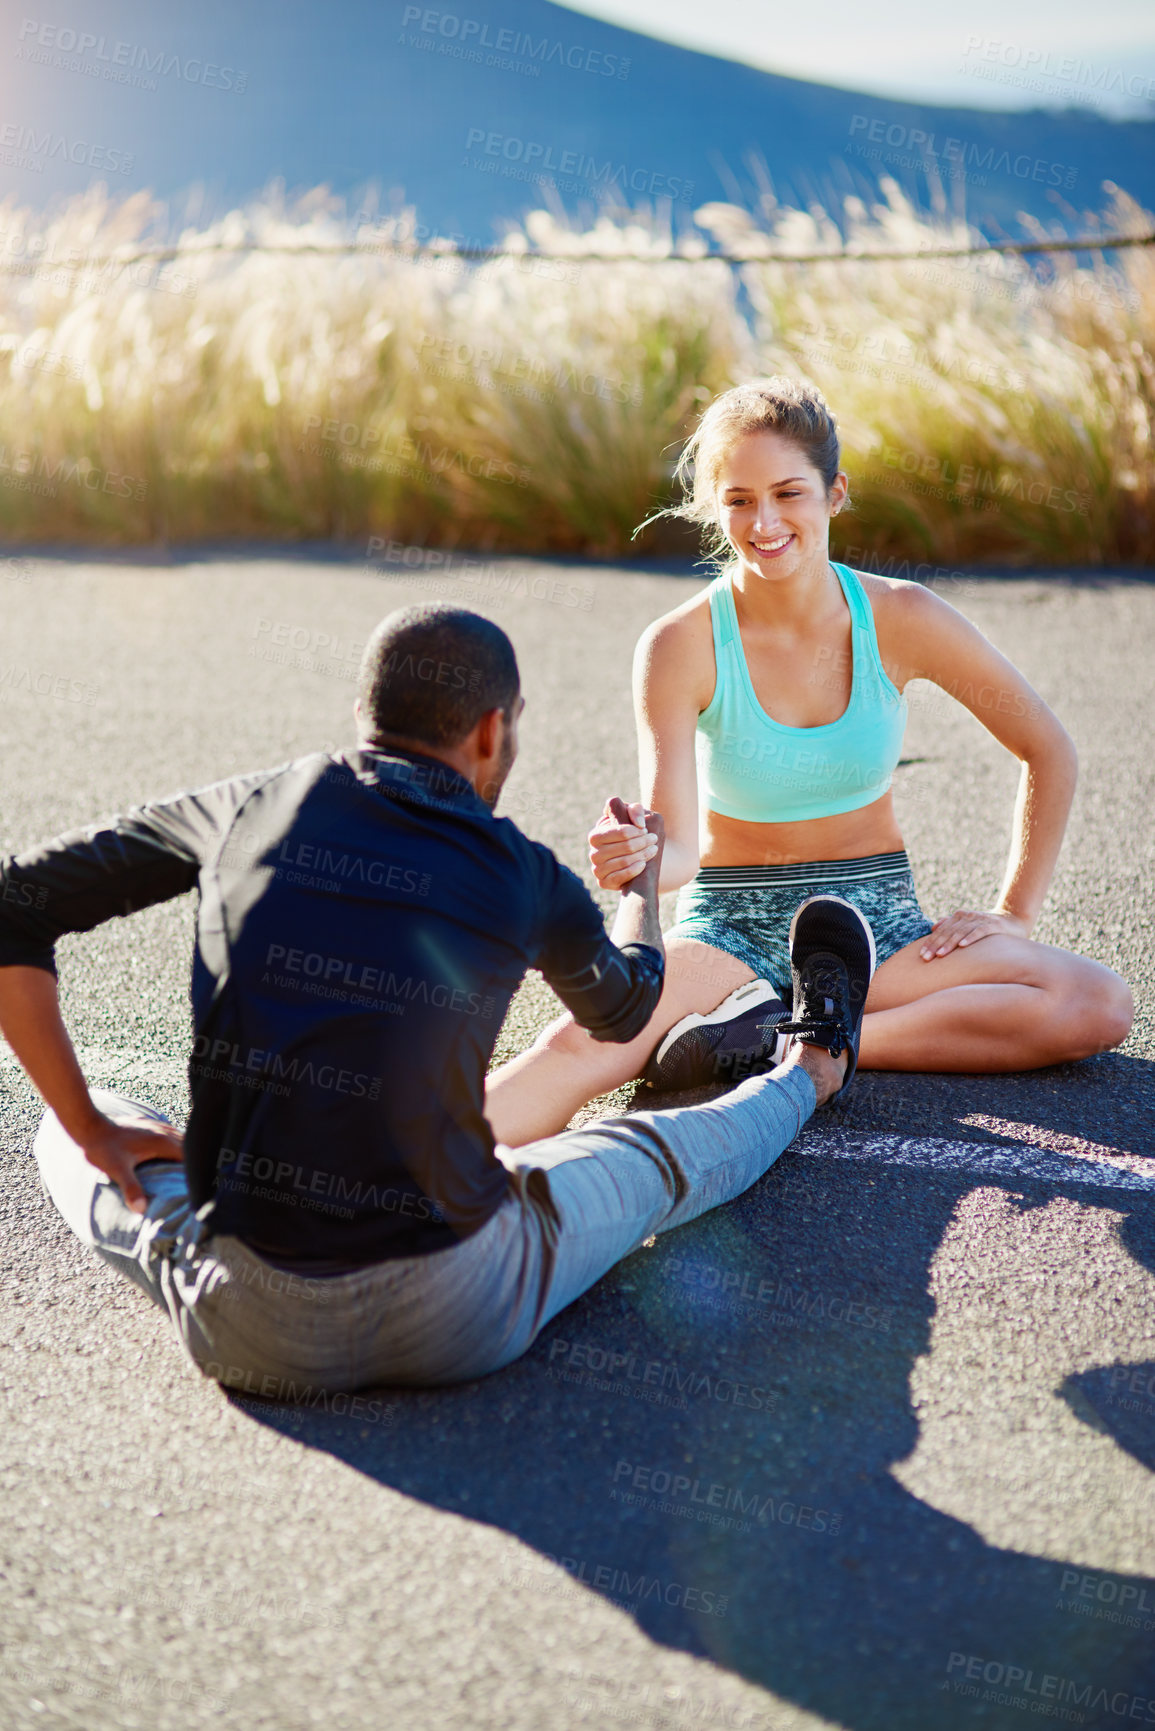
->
[[407, 896, 876, 1383], [27, 902, 873, 1397]]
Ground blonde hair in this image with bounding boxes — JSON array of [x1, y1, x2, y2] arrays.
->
[[642, 378, 844, 565]]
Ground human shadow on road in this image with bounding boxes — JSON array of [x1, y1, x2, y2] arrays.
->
[[824, 1050, 1155, 1161], [1063, 1362, 1155, 1475], [238, 1148, 1155, 1731]]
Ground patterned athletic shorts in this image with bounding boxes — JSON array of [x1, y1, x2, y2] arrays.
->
[[670, 850, 934, 1002]]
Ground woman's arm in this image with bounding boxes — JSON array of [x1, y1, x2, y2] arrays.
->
[[634, 613, 711, 893], [880, 581, 1078, 958], [587, 607, 709, 895]]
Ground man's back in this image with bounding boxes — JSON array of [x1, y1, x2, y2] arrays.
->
[[196, 744, 586, 1266], [0, 744, 661, 1271]]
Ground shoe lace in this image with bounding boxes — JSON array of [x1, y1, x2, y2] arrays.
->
[[779, 961, 850, 1057]]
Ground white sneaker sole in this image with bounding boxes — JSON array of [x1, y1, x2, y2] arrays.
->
[[653, 978, 787, 1070]]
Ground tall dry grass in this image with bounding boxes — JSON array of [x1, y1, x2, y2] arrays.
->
[[0, 180, 1149, 563], [714, 182, 1155, 567]]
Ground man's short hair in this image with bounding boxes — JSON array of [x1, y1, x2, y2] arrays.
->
[[357, 605, 520, 748]]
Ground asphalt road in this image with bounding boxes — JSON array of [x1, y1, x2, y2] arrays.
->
[[2, 549, 1154, 1731]]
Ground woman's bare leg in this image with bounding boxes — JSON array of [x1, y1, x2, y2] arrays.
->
[[487, 925, 1133, 1147], [485, 938, 756, 1147], [859, 935, 1133, 1072]]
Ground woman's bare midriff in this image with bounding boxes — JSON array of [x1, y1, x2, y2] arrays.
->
[[700, 791, 906, 869]]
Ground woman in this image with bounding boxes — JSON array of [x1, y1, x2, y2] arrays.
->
[[485, 378, 1133, 1146]]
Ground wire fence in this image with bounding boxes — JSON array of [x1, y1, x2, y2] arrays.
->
[[1, 228, 1152, 273]]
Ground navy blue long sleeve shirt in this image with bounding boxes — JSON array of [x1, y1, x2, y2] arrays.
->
[[0, 747, 663, 1269]]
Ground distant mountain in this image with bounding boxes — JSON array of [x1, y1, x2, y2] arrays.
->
[[3, 0, 1151, 237]]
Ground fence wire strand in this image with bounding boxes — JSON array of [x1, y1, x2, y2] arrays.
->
[[0, 229, 1152, 273]]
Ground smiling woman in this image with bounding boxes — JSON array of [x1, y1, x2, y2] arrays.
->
[[484, 377, 1135, 1146]]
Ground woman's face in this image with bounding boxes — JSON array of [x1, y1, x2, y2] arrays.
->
[[714, 430, 847, 580]]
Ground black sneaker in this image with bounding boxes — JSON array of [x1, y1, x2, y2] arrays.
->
[[643, 980, 792, 1092], [778, 896, 876, 1106]]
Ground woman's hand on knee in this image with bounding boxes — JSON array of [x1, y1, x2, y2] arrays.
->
[[920, 908, 1029, 961], [589, 797, 659, 890]]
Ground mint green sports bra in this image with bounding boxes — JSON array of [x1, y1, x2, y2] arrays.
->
[[695, 563, 907, 824]]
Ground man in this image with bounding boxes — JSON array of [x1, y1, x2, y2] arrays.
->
[[0, 605, 873, 1394]]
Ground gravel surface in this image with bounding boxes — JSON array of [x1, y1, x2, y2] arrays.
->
[[1, 551, 1153, 1731]]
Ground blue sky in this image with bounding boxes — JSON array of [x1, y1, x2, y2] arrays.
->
[[560, 0, 1155, 115]]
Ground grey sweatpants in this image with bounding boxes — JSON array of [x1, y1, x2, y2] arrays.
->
[[34, 1069, 815, 1396]]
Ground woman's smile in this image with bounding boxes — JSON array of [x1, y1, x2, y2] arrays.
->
[[748, 530, 796, 560]]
